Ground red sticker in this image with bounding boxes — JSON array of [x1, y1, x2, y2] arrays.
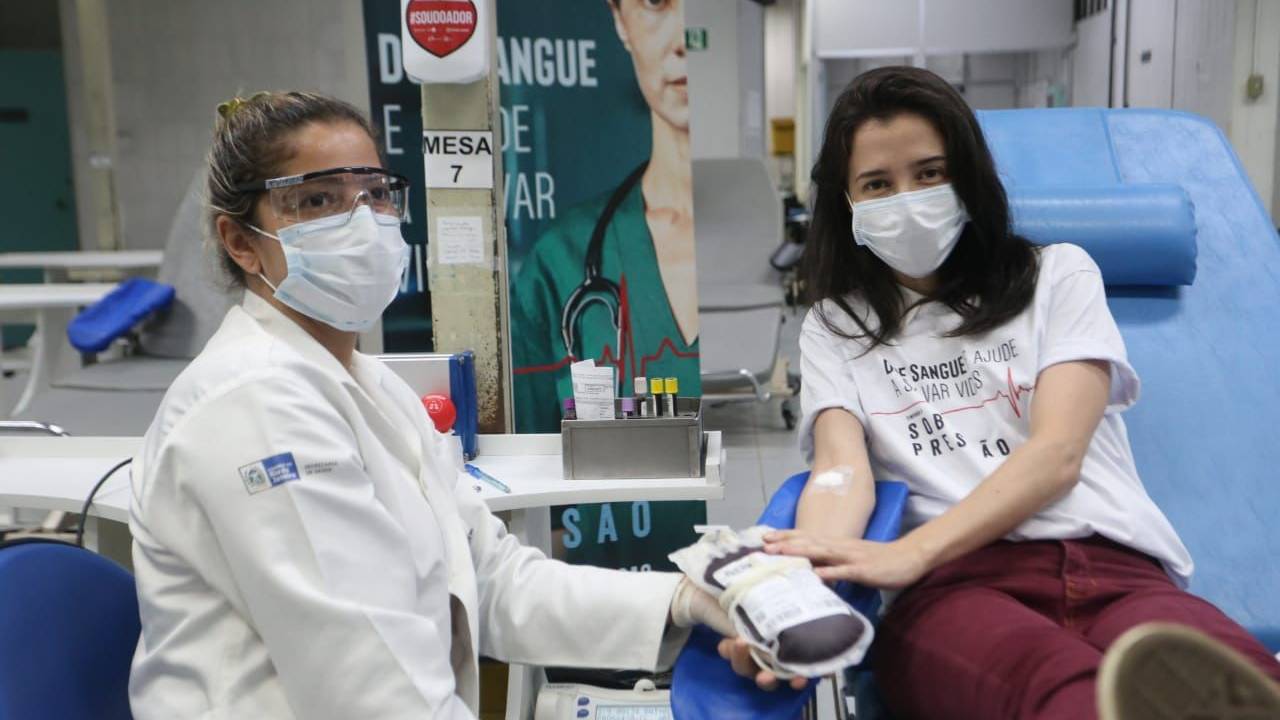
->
[[421, 393, 457, 433], [405, 0, 478, 59]]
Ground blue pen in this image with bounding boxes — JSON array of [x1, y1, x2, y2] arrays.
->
[[465, 464, 511, 494]]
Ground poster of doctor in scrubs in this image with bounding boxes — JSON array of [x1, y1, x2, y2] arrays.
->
[[503, 0, 703, 570], [362, 0, 704, 570]]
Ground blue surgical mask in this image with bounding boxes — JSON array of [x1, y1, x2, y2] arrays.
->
[[250, 205, 409, 332]]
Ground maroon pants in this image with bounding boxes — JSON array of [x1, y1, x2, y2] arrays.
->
[[873, 537, 1280, 720]]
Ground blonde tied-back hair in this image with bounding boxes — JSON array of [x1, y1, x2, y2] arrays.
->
[[205, 91, 378, 286]]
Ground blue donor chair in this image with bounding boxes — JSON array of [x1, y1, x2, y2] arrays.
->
[[977, 108, 1280, 651], [0, 539, 140, 720], [670, 475, 909, 720]]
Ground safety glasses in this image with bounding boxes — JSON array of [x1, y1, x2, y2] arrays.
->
[[236, 166, 412, 226]]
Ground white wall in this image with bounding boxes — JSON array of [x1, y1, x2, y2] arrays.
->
[[922, 0, 1073, 55], [1117, 0, 1234, 118], [807, 0, 1075, 181], [1072, 6, 1113, 107], [796, 0, 816, 201], [960, 53, 1018, 108], [819, 51, 1066, 114], [763, 0, 802, 190], [1126, 0, 1177, 108], [1171, 0, 1236, 134], [103, 0, 369, 249], [737, 1, 766, 159], [813, 0, 1072, 58], [1111, 0, 1129, 106], [687, 0, 765, 159], [687, 0, 739, 158], [813, 0, 919, 58], [59, 0, 119, 252], [1230, 0, 1280, 219], [764, 0, 797, 131], [820, 56, 909, 119], [1023, 48, 1073, 107]]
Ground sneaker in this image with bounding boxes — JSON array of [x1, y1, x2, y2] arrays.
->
[[1098, 622, 1280, 720]]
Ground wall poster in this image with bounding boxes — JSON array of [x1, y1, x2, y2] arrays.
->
[[364, 0, 703, 571]]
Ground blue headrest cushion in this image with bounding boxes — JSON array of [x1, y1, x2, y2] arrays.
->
[[68, 277, 176, 354], [1008, 185, 1197, 286], [980, 108, 1122, 186]]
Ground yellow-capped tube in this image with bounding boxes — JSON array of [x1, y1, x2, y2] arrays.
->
[[651, 377, 666, 416]]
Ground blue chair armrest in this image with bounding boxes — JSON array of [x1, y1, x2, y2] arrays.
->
[[758, 472, 909, 539], [67, 277, 176, 354], [670, 473, 910, 720]]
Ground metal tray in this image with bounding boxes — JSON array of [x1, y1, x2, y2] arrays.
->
[[561, 397, 705, 480]]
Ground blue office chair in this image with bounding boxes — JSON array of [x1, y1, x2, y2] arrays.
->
[[670, 474, 909, 720], [0, 539, 140, 720]]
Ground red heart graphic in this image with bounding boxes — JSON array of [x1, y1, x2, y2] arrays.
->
[[405, 0, 478, 59]]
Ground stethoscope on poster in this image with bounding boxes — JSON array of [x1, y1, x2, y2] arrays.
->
[[558, 162, 648, 377]]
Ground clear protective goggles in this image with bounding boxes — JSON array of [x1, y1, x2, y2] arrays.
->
[[236, 166, 411, 227]]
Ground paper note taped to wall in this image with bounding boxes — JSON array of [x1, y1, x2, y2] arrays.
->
[[436, 216, 485, 265]]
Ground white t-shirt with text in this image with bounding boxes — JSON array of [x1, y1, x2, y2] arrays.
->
[[799, 243, 1193, 586]]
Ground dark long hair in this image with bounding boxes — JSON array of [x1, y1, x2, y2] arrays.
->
[[803, 66, 1038, 349]]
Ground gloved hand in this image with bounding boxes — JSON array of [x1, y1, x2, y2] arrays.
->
[[669, 525, 874, 679], [670, 576, 737, 638]]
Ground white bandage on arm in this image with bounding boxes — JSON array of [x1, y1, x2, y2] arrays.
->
[[808, 465, 856, 496]]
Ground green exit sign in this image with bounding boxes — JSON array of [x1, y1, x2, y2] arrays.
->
[[685, 27, 708, 51]]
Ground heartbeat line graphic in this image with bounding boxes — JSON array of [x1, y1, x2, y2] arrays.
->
[[513, 336, 699, 378], [639, 337, 699, 377], [512, 356, 574, 375], [870, 367, 1035, 418], [512, 272, 698, 380]]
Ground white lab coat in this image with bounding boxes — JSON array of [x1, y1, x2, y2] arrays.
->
[[128, 292, 686, 719]]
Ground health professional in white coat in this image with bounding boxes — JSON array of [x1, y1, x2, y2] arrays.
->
[[127, 92, 727, 720]]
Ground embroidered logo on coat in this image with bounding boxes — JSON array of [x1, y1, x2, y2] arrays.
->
[[239, 452, 301, 495]]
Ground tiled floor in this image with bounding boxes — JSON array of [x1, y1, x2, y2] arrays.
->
[[703, 399, 804, 528]]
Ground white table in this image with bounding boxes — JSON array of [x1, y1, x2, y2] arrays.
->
[[0, 432, 724, 526], [0, 432, 725, 720], [0, 284, 117, 415], [0, 283, 116, 310], [0, 251, 163, 282]]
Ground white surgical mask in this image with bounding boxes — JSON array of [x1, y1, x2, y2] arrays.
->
[[251, 205, 409, 332], [848, 184, 969, 278]]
